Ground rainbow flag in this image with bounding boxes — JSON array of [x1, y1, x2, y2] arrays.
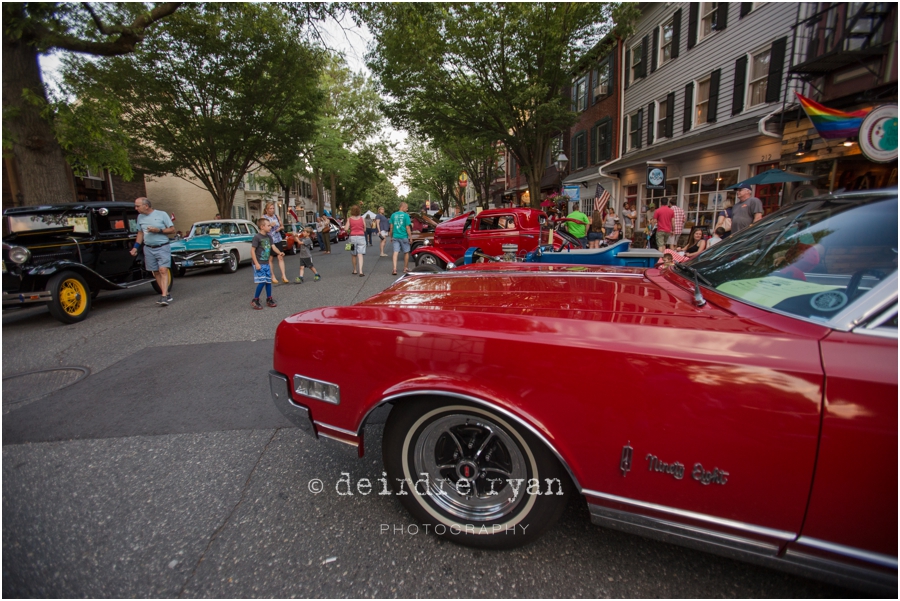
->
[[796, 93, 872, 139]]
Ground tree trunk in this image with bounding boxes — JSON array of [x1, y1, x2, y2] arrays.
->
[[329, 171, 337, 216], [2, 34, 74, 206]]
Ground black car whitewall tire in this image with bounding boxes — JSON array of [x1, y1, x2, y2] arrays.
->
[[46, 270, 92, 324], [383, 399, 569, 549], [222, 250, 239, 274]]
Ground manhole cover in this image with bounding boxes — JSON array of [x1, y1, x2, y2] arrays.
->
[[3, 367, 90, 406]]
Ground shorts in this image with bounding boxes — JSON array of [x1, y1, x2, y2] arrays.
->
[[656, 230, 670, 249], [143, 244, 171, 271], [392, 238, 411, 253], [379, 230, 389, 239], [299, 257, 313, 268], [350, 235, 367, 255], [253, 264, 272, 284], [587, 231, 605, 242], [667, 233, 679, 246], [274, 240, 286, 252]]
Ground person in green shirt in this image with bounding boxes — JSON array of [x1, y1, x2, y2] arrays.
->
[[566, 202, 590, 246], [389, 201, 413, 275]]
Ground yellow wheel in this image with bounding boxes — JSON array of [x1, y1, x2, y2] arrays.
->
[[47, 271, 92, 324]]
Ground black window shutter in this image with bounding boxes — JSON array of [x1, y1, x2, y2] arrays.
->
[[603, 121, 612, 161], [672, 9, 682, 59], [651, 28, 659, 73], [709, 68, 721, 122], [647, 102, 655, 145], [622, 117, 629, 153], [765, 37, 788, 103], [740, 3, 753, 17], [609, 55, 616, 96], [688, 3, 699, 49], [683, 81, 694, 132], [716, 3, 728, 31], [665, 92, 675, 138], [578, 133, 587, 168], [731, 56, 747, 115], [639, 35, 649, 78], [590, 68, 597, 105], [636, 108, 644, 149], [590, 125, 597, 164], [624, 47, 631, 89], [571, 83, 576, 111]]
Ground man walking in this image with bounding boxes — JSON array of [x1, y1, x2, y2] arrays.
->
[[651, 198, 674, 250], [566, 202, 590, 247], [130, 197, 175, 306], [376, 206, 391, 257], [389, 202, 412, 275], [731, 183, 764, 234]]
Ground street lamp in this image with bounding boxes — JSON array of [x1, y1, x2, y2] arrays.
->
[[555, 151, 568, 194]]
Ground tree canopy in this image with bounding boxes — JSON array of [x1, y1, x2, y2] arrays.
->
[[363, 2, 637, 207], [2, 2, 182, 205], [62, 3, 324, 217]]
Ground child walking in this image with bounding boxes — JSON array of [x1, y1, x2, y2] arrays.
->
[[251, 218, 283, 309], [294, 227, 322, 283]]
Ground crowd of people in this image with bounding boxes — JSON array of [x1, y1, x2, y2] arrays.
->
[[247, 201, 415, 310]]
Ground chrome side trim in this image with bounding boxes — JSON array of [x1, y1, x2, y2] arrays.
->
[[318, 431, 359, 448], [313, 422, 357, 437], [782, 549, 897, 595], [796, 536, 898, 570], [582, 489, 795, 541], [364, 390, 583, 492], [590, 504, 780, 556]]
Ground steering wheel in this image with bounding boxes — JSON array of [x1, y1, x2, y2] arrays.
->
[[846, 269, 885, 300]]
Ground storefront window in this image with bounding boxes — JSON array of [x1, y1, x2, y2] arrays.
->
[[641, 180, 679, 233], [683, 169, 738, 232]]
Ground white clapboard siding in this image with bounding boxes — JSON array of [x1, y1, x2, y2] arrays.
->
[[621, 2, 798, 154]]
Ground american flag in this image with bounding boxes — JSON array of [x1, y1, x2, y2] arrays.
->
[[593, 183, 610, 215], [289, 208, 299, 222]]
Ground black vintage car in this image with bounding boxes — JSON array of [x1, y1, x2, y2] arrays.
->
[[2, 202, 172, 324]]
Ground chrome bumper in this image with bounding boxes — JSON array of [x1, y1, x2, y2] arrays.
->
[[172, 250, 229, 268], [3, 290, 52, 306], [269, 370, 315, 435]]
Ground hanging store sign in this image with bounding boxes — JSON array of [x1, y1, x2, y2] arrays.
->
[[647, 165, 667, 190], [859, 104, 898, 163]]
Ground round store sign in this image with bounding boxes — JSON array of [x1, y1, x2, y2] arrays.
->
[[858, 104, 898, 163], [647, 165, 667, 190]]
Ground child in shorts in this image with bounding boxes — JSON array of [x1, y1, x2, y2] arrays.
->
[[251, 218, 283, 309], [295, 227, 321, 283]]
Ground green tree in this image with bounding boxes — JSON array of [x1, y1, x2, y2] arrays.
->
[[403, 139, 462, 216], [363, 2, 637, 208], [2, 2, 181, 206], [62, 3, 324, 217]]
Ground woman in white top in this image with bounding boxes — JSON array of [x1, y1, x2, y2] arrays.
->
[[264, 202, 289, 284]]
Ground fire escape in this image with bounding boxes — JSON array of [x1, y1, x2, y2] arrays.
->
[[787, 2, 895, 99]]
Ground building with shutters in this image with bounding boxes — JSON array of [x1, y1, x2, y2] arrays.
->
[[601, 2, 798, 243], [560, 33, 624, 218]]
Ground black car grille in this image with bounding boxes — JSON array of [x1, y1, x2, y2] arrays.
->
[[32, 251, 77, 265]]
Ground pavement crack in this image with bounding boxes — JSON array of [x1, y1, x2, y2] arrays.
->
[[177, 428, 281, 598]]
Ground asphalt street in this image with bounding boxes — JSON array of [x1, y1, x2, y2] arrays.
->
[[2, 244, 863, 598]]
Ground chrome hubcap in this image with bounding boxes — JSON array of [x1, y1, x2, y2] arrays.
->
[[412, 415, 527, 520]]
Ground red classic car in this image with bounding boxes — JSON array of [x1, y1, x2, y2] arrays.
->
[[410, 207, 582, 269], [270, 190, 897, 593]]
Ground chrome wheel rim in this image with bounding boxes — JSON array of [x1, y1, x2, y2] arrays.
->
[[420, 254, 438, 266], [412, 414, 527, 521]]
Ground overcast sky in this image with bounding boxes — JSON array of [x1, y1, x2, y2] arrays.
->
[[39, 12, 410, 195]]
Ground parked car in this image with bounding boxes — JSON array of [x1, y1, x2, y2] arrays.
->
[[455, 239, 664, 269], [269, 190, 897, 593], [410, 208, 582, 269], [2, 202, 172, 324], [409, 211, 440, 252], [170, 219, 260, 276]]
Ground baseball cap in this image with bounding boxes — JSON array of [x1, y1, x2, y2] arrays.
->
[[733, 181, 753, 190]]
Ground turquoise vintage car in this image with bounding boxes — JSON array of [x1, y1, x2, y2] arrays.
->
[[454, 239, 663, 269], [171, 219, 260, 276]]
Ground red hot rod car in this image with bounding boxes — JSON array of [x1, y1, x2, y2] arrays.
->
[[270, 190, 897, 594], [410, 207, 582, 269]]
